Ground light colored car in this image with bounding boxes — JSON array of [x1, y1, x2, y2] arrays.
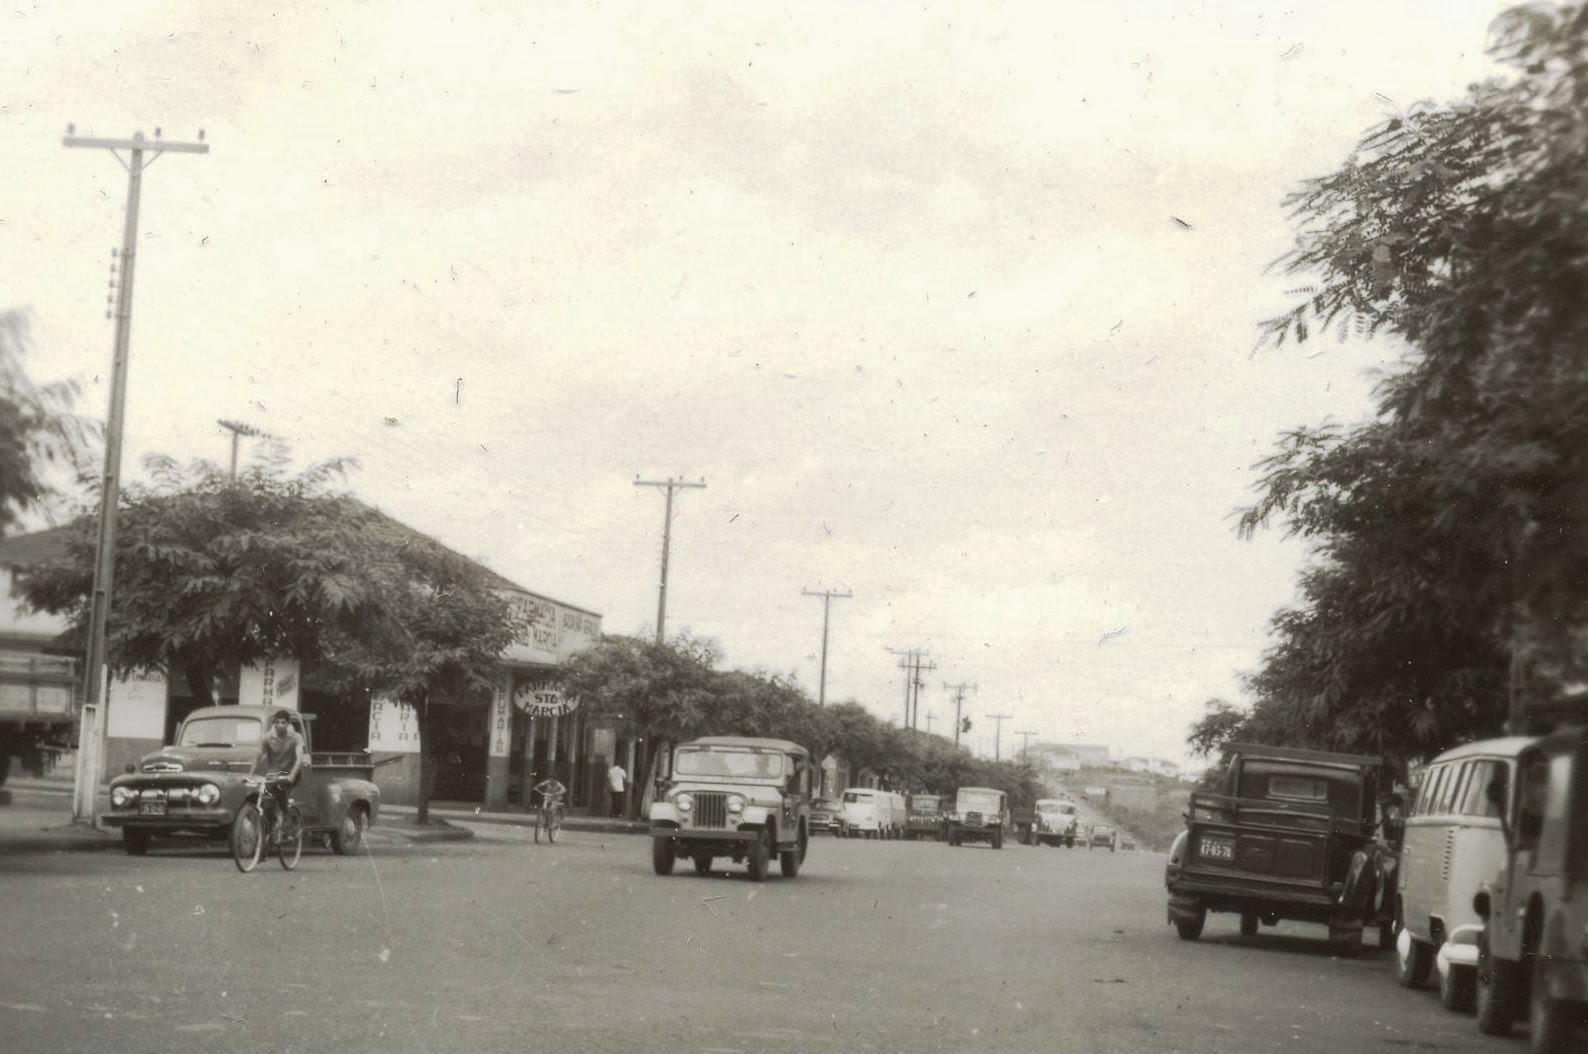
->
[[1087, 822, 1117, 851], [1033, 798, 1079, 847], [809, 797, 847, 836]]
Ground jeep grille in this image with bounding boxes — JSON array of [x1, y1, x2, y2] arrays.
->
[[692, 792, 729, 829]]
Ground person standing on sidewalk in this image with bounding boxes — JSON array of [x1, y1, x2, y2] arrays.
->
[[607, 761, 628, 818]]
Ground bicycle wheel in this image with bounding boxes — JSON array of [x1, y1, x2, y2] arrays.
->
[[546, 805, 561, 843], [534, 807, 544, 844], [278, 805, 304, 870], [232, 803, 264, 873]]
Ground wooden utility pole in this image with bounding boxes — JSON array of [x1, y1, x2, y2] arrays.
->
[[64, 127, 208, 824], [1017, 730, 1037, 760], [801, 588, 851, 706], [887, 648, 936, 729], [217, 419, 267, 480], [943, 681, 976, 746], [633, 476, 705, 644], [989, 712, 1012, 760]]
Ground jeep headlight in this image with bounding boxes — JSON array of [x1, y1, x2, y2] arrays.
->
[[111, 786, 137, 808], [675, 793, 694, 813], [726, 794, 746, 814], [196, 783, 221, 805]]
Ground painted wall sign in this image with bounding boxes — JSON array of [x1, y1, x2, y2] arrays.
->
[[240, 657, 301, 711], [367, 695, 420, 753], [512, 679, 581, 717]]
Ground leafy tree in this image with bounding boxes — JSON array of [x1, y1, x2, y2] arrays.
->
[[18, 455, 525, 821], [1217, 1, 1588, 765], [0, 308, 99, 534]]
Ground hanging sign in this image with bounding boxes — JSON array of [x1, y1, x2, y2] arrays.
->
[[513, 680, 580, 716]]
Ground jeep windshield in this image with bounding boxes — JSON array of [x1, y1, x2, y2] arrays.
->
[[673, 748, 785, 779], [176, 715, 264, 748]]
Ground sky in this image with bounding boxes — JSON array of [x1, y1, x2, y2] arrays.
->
[[2, 1, 1514, 769]]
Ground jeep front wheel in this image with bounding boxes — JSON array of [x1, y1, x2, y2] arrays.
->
[[746, 829, 770, 882], [779, 829, 804, 878], [651, 837, 676, 876]]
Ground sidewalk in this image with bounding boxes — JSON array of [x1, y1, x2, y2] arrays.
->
[[0, 778, 647, 856]]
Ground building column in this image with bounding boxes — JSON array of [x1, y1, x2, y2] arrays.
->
[[368, 695, 422, 806], [484, 674, 512, 812]]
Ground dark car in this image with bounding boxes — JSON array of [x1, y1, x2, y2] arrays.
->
[[1087, 822, 1118, 851], [809, 796, 848, 837]]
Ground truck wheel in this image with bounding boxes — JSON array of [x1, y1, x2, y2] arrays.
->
[[330, 807, 366, 855], [1529, 948, 1582, 1052], [1395, 925, 1434, 988], [992, 829, 1004, 850], [1174, 911, 1205, 941], [651, 837, 676, 876], [779, 834, 802, 879], [122, 827, 150, 856], [1329, 921, 1364, 956], [1475, 930, 1520, 1036], [1240, 911, 1258, 937], [747, 829, 770, 882]]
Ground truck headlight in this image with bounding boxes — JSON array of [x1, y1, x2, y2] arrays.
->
[[726, 795, 745, 814], [110, 786, 136, 808], [675, 793, 693, 813], [196, 783, 221, 805]]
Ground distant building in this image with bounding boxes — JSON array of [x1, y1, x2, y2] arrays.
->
[[1031, 742, 1110, 770], [1122, 756, 1181, 777]]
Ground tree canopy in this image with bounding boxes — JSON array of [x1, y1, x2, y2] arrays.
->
[[1194, 2, 1588, 769], [0, 308, 99, 534]]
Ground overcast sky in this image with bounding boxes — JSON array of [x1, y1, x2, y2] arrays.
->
[[3, 2, 1511, 767]]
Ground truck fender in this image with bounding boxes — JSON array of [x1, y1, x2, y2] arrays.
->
[[1340, 848, 1377, 913]]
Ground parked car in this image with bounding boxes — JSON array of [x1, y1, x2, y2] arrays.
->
[[1165, 742, 1385, 952], [809, 796, 847, 837], [648, 736, 813, 881], [1087, 822, 1118, 851], [1394, 736, 1530, 1011], [945, 786, 1007, 848], [1473, 722, 1588, 1051], [1033, 798, 1079, 847]]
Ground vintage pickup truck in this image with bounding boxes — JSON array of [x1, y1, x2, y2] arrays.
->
[[1165, 742, 1386, 952], [99, 705, 382, 858]]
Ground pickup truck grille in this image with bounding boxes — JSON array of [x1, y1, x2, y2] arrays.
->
[[691, 792, 729, 829], [964, 811, 985, 826]]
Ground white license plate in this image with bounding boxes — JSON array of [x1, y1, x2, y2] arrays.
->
[[139, 802, 167, 816], [1198, 837, 1233, 861]]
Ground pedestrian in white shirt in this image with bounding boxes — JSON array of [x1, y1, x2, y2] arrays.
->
[[607, 762, 628, 818]]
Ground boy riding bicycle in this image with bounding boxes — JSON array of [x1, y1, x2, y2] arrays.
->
[[251, 709, 306, 829], [531, 773, 567, 815]]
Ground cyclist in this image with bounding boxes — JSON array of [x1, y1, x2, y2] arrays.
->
[[531, 772, 567, 819], [251, 708, 307, 829]]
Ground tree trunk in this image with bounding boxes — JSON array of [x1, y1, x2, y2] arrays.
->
[[415, 691, 433, 825], [183, 664, 215, 708]]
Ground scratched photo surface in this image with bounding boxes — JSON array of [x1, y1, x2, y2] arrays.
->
[[0, 2, 1570, 1052]]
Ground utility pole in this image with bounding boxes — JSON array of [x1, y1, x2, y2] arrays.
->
[[989, 712, 1012, 761], [925, 711, 936, 735], [886, 648, 936, 729], [1017, 730, 1037, 760], [634, 476, 705, 644], [64, 126, 208, 825], [944, 681, 977, 747], [217, 419, 267, 480], [801, 588, 851, 706]]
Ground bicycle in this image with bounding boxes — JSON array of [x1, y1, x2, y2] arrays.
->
[[531, 787, 565, 844], [233, 774, 303, 872]]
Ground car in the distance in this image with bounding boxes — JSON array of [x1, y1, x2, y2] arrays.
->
[[1087, 822, 1118, 851], [809, 796, 848, 837], [1033, 798, 1079, 847]]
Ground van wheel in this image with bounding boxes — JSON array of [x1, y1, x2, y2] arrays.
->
[[650, 837, 676, 876], [1240, 911, 1258, 938], [1395, 925, 1433, 988], [1174, 911, 1205, 941], [122, 827, 150, 856], [746, 829, 770, 882], [1475, 930, 1520, 1035], [1438, 960, 1476, 1012], [1529, 947, 1581, 1051]]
